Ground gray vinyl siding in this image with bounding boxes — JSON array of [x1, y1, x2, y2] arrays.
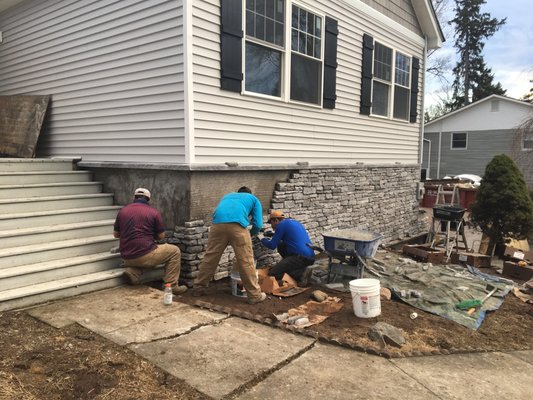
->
[[424, 130, 515, 179], [0, 0, 186, 163], [191, 0, 425, 165], [360, 0, 422, 35]]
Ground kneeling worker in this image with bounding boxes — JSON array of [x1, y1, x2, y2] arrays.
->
[[260, 210, 315, 285], [113, 188, 187, 295]]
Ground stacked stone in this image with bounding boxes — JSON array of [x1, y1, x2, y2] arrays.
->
[[169, 220, 281, 285], [270, 166, 426, 248], [168, 165, 425, 283]]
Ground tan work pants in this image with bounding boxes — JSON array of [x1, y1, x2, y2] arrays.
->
[[194, 223, 261, 301], [123, 243, 181, 285]]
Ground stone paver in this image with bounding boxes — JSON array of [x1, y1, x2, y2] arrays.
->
[[28, 286, 533, 400], [130, 317, 314, 399], [28, 286, 226, 344], [508, 350, 533, 365], [391, 351, 533, 400], [237, 342, 439, 400]]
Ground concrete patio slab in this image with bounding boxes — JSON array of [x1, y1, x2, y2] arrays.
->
[[508, 350, 532, 365], [236, 342, 439, 400], [130, 316, 314, 399], [28, 286, 226, 343], [391, 351, 533, 399]]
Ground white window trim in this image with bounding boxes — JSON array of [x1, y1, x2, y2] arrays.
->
[[450, 132, 468, 150], [521, 131, 533, 151], [241, 0, 325, 108], [370, 40, 412, 121]]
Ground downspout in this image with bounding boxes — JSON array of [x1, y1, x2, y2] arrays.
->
[[423, 138, 431, 178], [437, 122, 442, 179]]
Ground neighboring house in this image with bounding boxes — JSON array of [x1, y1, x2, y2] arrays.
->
[[0, 0, 443, 245], [423, 95, 533, 187]]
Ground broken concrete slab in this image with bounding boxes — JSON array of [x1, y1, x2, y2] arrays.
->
[[236, 342, 438, 400], [368, 321, 405, 348], [507, 350, 533, 366], [28, 286, 226, 344], [130, 317, 314, 399], [391, 351, 533, 399]]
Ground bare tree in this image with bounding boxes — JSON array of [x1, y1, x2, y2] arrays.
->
[[427, 0, 453, 82]]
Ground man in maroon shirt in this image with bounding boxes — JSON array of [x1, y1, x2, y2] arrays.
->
[[113, 188, 187, 295]]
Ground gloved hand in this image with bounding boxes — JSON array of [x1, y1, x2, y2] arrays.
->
[[263, 230, 274, 238]]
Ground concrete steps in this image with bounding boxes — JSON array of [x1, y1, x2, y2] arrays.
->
[[0, 158, 128, 311]]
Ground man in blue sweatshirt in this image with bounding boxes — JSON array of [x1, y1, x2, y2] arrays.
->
[[260, 210, 315, 285], [193, 186, 266, 304]]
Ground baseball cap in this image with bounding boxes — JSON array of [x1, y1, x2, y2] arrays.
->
[[134, 188, 151, 199], [268, 210, 285, 222]]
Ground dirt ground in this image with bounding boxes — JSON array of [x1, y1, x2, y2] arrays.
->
[[176, 265, 533, 357], [1, 255, 532, 399]]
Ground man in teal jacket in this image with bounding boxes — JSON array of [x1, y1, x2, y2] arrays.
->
[[193, 187, 266, 304]]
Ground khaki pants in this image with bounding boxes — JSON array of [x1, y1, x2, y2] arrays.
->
[[194, 223, 261, 300], [123, 243, 181, 285]]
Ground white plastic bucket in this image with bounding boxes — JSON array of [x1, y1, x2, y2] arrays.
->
[[349, 278, 381, 318], [230, 271, 247, 297]]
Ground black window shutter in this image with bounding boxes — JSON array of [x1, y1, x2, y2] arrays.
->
[[323, 17, 338, 109], [409, 57, 420, 123], [360, 33, 374, 115], [220, 0, 243, 92]]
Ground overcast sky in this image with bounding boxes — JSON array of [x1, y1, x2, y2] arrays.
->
[[425, 0, 533, 108]]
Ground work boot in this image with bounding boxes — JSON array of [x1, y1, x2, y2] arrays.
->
[[247, 292, 267, 304], [298, 267, 313, 287], [123, 269, 141, 285], [172, 285, 188, 295]]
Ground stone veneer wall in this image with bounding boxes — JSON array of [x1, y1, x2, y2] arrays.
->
[[170, 165, 426, 286]]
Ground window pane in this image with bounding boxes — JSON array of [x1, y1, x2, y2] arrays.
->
[[265, 0, 274, 18], [256, 15, 265, 40], [393, 86, 410, 120], [314, 38, 321, 58], [290, 53, 321, 104], [247, 0, 284, 46], [395, 52, 410, 88], [245, 42, 281, 97], [291, 28, 298, 51], [299, 31, 306, 53], [374, 42, 392, 82], [275, 22, 283, 46], [246, 10, 255, 36], [266, 18, 274, 43], [291, 5, 322, 59], [256, 0, 265, 13], [372, 81, 389, 116], [275, 0, 284, 22], [452, 133, 467, 149]]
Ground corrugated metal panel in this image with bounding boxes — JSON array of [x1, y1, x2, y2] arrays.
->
[[0, 0, 186, 163], [191, 0, 424, 165]]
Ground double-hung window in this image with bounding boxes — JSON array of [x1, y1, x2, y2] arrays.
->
[[451, 132, 467, 149], [360, 33, 420, 122], [523, 131, 533, 150], [371, 41, 411, 120], [244, 0, 324, 106]]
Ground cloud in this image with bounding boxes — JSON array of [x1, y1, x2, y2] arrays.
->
[[425, 0, 533, 105]]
